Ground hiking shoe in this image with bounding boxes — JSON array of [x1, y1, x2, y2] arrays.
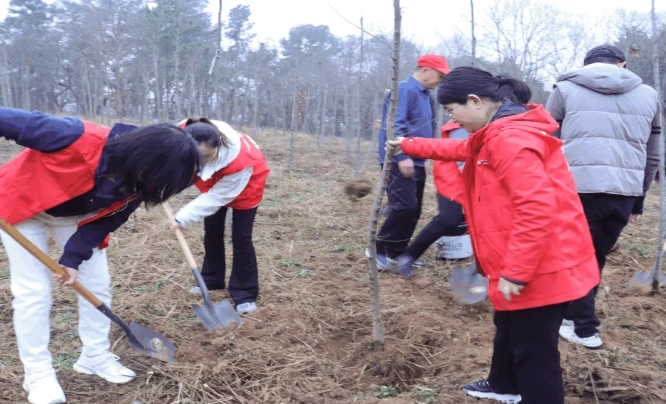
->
[[236, 302, 257, 314], [559, 326, 603, 350], [22, 370, 66, 404], [463, 380, 522, 403], [73, 352, 136, 384]]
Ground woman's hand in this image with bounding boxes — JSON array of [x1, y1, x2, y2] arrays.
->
[[55, 266, 77, 287], [387, 137, 405, 155], [498, 277, 524, 301]]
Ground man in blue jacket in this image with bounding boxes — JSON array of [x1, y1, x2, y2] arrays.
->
[[375, 54, 451, 269]]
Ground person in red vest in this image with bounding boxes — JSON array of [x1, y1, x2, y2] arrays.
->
[[394, 120, 470, 277], [172, 117, 269, 315], [0, 107, 202, 404], [389, 67, 600, 404]]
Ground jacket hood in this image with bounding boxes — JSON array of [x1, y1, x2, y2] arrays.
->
[[470, 104, 560, 152], [556, 63, 642, 95]]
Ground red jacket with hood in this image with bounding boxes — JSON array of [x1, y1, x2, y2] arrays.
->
[[402, 104, 599, 311]]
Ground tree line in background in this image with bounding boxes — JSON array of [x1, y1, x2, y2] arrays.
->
[[0, 0, 664, 149]]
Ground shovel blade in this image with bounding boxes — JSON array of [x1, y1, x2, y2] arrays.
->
[[450, 264, 488, 305], [192, 299, 242, 332], [127, 322, 178, 363], [629, 271, 653, 289]]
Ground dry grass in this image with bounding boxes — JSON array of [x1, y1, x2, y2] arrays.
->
[[1, 128, 666, 403]]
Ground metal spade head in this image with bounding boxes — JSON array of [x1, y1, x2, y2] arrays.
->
[[127, 322, 178, 363], [192, 299, 242, 331], [191, 269, 242, 331], [450, 263, 488, 305]]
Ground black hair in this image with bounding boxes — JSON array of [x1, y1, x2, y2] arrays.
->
[[103, 124, 203, 205], [584, 56, 623, 66], [436, 66, 532, 106], [183, 117, 229, 148]]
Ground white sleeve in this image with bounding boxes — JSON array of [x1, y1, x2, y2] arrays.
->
[[174, 167, 253, 227]]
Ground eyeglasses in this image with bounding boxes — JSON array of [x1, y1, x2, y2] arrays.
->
[[443, 103, 461, 117]]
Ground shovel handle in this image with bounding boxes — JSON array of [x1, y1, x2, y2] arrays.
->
[[162, 203, 198, 270], [0, 216, 103, 307]]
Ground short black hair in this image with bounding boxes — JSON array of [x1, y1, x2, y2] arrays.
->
[[103, 124, 202, 205]]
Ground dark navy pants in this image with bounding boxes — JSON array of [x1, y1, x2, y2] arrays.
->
[[376, 164, 426, 258], [404, 193, 467, 260], [201, 206, 259, 305], [565, 193, 635, 337]]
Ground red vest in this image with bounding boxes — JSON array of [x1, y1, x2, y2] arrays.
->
[[195, 133, 269, 209], [0, 121, 132, 249]]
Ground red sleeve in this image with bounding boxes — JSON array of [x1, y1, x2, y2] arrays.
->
[[401, 137, 468, 161], [433, 161, 464, 204], [490, 138, 557, 284]]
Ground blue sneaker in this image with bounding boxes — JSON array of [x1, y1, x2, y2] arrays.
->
[[396, 255, 416, 278], [376, 254, 397, 271]]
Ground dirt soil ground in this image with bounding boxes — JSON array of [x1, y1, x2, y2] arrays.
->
[[2, 130, 666, 403]]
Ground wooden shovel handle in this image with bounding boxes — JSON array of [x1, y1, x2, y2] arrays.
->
[[0, 216, 103, 307], [161, 203, 198, 270]]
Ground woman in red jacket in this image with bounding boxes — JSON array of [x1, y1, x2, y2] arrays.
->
[[390, 67, 600, 404], [172, 117, 269, 315]]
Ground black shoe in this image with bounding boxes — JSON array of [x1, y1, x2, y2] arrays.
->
[[463, 380, 521, 403]]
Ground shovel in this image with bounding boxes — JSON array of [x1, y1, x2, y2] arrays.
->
[[629, 239, 666, 291], [0, 216, 177, 363], [449, 260, 488, 305], [162, 202, 242, 331]]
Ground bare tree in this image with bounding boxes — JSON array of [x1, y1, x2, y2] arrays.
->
[[366, 0, 402, 350], [651, 0, 665, 292]]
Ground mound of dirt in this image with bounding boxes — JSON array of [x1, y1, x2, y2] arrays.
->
[[344, 179, 373, 200]]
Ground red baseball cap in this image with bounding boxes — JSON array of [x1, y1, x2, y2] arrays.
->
[[417, 54, 451, 74]]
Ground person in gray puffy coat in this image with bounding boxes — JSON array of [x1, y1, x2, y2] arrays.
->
[[546, 44, 662, 350]]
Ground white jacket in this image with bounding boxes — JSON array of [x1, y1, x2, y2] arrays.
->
[[174, 120, 253, 227]]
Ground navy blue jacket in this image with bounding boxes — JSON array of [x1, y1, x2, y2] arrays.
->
[[0, 108, 141, 269], [377, 76, 436, 166]]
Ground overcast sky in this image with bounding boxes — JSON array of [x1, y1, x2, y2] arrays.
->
[[0, 0, 662, 50]]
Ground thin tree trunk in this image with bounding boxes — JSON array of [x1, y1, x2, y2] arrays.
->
[[354, 17, 365, 177], [470, 0, 477, 65], [252, 71, 260, 138], [331, 85, 339, 138], [651, 0, 665, 291], [344, 86, 351, 158], [366, 0, 401, 349], [289, 85, 297, 171], [0, 41, 9, 107], [318, 85, 328, 150], [153, 46, 161, 120]]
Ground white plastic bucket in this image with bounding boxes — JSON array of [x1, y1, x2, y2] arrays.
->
[[435, 234, 474, 259]]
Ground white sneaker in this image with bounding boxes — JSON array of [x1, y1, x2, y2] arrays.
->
[[559, 324, 603, 350], [22, 370, 66, 404], [236, 302, 257, 314], [190, 286, 202, 296], [559, 319, 574, 334], [73, 352, 136, 384]]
